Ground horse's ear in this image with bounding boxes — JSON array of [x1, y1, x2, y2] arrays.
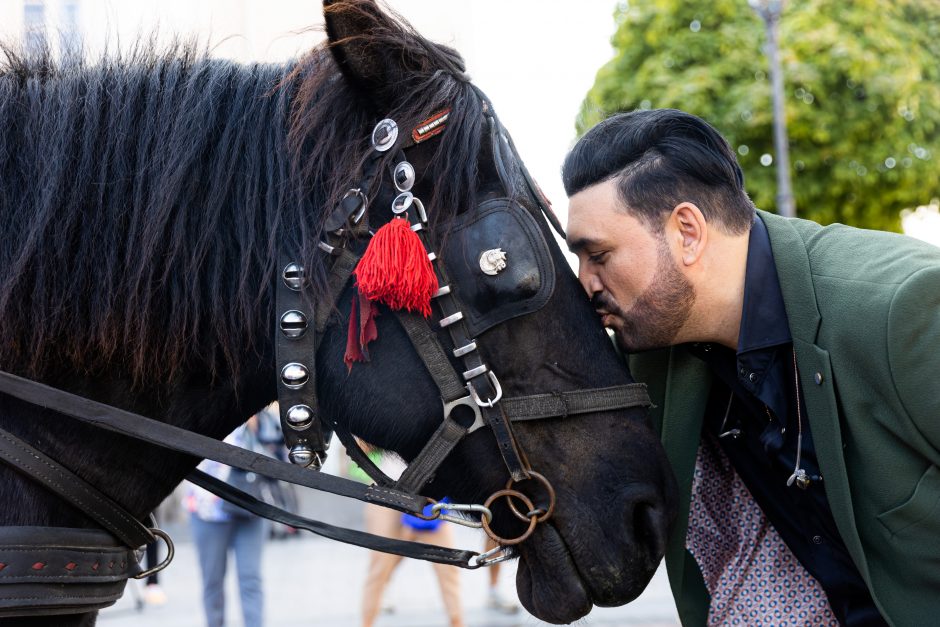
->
[[323, 0, 406, 113]]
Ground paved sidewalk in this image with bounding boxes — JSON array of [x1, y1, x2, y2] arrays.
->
[[99, 488, 679, 627]]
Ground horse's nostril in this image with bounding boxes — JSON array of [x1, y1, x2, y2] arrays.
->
[[632, 501, 668, 562]]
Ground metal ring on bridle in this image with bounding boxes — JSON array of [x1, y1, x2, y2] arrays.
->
[[480, 489, 538, 546], [504, 471, 556, 523], [133, 528, 175, 580]]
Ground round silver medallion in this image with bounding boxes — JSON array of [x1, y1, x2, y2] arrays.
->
[[280, 363, 309, 389], [285, 404, 314, 430], [371, 119, 399, 152], [282, 263, 305, 291], [288, 443, 315, 467], [392, 191, 414, 215], [393, 161, 415, 192], [279, 310, 308, 339]]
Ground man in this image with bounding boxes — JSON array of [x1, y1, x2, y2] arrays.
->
[[563, 109, 939, 627]]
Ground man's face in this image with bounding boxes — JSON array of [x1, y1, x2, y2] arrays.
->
[[567, 178, 695, 353]]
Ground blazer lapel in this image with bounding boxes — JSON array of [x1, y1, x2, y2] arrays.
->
[[761, 211, 873, 584], [661, 347, 711, 601]]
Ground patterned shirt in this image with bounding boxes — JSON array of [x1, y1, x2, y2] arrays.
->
[[685, 217, 884, 626]]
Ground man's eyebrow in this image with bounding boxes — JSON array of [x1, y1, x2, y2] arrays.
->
[[567, 236, 601, 253]]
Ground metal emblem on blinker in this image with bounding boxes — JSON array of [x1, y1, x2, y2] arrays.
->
[[479, 248, 508, 276]]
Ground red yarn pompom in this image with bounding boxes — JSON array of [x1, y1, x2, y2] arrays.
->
[[354, 218, 438, 317]]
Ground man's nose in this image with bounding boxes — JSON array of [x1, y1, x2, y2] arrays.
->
[[577, 267, 602, 297]]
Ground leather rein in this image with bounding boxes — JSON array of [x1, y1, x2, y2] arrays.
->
[[0, 92, 651, 617]]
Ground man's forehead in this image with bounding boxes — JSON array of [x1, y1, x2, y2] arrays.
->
[[566, 185, 624, 251]]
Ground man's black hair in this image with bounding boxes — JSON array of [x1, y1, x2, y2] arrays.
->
[[562, 109, 755, 234]]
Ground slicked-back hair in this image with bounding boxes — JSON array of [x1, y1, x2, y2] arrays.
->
[[563, 109, 755, 234]]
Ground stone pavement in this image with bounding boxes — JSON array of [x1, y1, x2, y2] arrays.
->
[[99, 486, 679, 627]]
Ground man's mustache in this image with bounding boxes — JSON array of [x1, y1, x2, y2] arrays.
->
[[591, 292, 621, 316]]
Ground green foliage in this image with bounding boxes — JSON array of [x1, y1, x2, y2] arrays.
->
[[579, 0, 940, 231]]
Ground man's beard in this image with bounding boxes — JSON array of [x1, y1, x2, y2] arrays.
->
[[593, 242, 695, 353]]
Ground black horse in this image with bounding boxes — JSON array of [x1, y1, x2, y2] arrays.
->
[[0, 1, 677, 624]]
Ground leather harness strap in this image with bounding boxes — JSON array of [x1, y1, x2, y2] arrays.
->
[[0, 370, 426, 515], [503, 385, 652, 422], [0, 427, 153, 549], [394, 416, 468, 495], [187, 469, 478, 567], [393, 311, 467, 403], [0, 526, 142, 618]]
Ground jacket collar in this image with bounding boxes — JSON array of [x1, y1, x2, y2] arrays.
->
[[757, 210, 821, 344]]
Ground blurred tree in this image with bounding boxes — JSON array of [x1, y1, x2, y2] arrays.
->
[[578, 0, 940, 231]]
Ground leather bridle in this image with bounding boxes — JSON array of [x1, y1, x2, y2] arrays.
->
[[0, 88, 651, 617]]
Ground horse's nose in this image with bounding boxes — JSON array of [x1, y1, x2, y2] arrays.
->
[[630, 498, 670, 563]]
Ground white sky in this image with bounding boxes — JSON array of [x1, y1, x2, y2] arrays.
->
[[0, 0, 619, 234]]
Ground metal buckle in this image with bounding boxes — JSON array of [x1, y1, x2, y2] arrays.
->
[[342, 188, 368, 225], [468, 371, 503, 407], [442, 395, 485, 433]]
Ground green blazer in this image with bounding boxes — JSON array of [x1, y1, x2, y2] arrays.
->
[[629, 210, 940, 627]]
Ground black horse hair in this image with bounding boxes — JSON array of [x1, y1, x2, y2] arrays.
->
[[0, 0, 485, 386]]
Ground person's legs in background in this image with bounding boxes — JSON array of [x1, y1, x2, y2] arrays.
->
[[232, 515, 266, 627], [143, 537, 168, 605], [421, 524, 465, 627], [361, 504, 406, 627], [483, 536, 518, 613], [191, 514, 233, 627]]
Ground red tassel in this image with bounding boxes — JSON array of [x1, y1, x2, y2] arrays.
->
[[344, 295, 362, 372], [358, 291, 379, 352], [354, 218, 438, 317], [344, 293, 381, 372]]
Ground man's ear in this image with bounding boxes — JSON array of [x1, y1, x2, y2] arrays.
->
[[670, 202, 708, 266], [323, 0, 409, 113]]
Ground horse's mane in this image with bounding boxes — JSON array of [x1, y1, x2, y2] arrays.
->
[[0, 1, 484, 386]]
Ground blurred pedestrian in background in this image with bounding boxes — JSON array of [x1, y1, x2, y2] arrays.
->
[[142, 517, 168, 606], [349, 444, 465, 627], [482, 536, 518, 614], [185, 414, 267, 627]]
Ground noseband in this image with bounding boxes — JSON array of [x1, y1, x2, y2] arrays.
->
[[0, 91, 651, 617]]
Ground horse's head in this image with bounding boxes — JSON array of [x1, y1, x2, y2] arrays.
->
[[299, 2, 679, 622]]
